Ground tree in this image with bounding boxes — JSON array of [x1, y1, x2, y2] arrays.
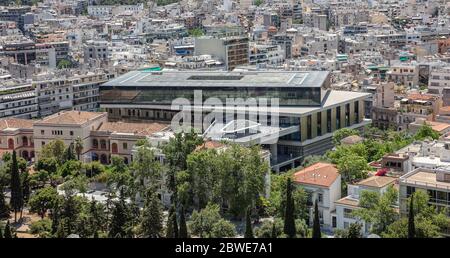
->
[[254, 0, 263, 6], [188, 203, 235, 238], [332, 128, 360, 145], [188, 28, 204, 37], [244, 207, 254, 238], [39, 140, 66, 164], [0, 185, 10, 219], [74, 137, 84, 161], [63, 143, 76, 162], [166, 205, 179, 238], [334, 223, 362, 238], [337, 154, 369, 183], [29, 218, 52, 238], [179, 205, 188, 238], [283, 178, 296, 238], [56, 219, 67, 238], [4, 221, 12, 238], [29, 187, 59, 219], [139, 191, 163, 238], [22, 170, 31, 204], [347, 223, 362, 238], [57, 59, 72, 69], [408, 195, 415, 238], [10, 151, 23, 222], [312, 201, 321, 238], [271, 222, 277, 238], [163, 130, 203, 202], [107, 156, 131, 191], [130, 146, 162, 201], [210, 219, 236, 238], [108, 190, 129, 238], [414, 124, 439, 140], [383, 190, 450, 238], [255, 218, 283, 238], [353, 186, 398, 235]]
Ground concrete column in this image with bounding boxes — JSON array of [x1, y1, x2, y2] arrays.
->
[[311, 113, 318, 138], [270, 144, 278, 164], [331, 108, 337, 132], [340, 104, 346, 129], [350, 101, 355, 125], [321, 111, 327, 135], [300, 116, 307, 141]]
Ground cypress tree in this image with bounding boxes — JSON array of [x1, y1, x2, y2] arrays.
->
[[408, 195, 415, 239], [140, 191, 163, 238], [22, 170, 31, 204], [0, 185, 10, 220], [56, 219, 67, 238], [10, 151, 23, 222], [283, 178, 296, 238], [179, 205, 188, 238], [244, 207, 254, 238], [271, 221, 277, 238], [312, 201, 321, 238], [108, 191, 128, 238], [166, 205, 178, 238], [51, 201, 60, 235], [62, 195, 77, 235], [4, 221, 12, 238]]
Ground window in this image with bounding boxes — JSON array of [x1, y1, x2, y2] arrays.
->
[[123, 142, 128, 150], [70, 131, 74, 136], [336, 106, 341, 129], [307, 115, 312, 139], [317, 112, 322, 136], [41, 141, 45, 146], [327, 109, 332, 133], [318, 193, 323, 203], [344, 208, 354, 219], [41, 130, 45, 135]]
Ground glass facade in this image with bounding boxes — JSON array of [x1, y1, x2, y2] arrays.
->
[[100, 86, 322, 106]]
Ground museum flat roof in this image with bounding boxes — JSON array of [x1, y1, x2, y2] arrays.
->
[[101, 70, 330, 88]]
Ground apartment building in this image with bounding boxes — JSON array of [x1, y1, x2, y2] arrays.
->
[[428, 66, 450, 94], [387, 65, 419, 87], [399, 167, 450, 236], [2, 40, 36, 65], [194, 36, 249, 70], [34, 72, 109, 117], [398, 93, 442, 130], [0, 83, 39, 119], [84, 40, 110, 63], [293, 162, 341, 230], [249, 44, 285, 67], [334, 176, 398, 236]]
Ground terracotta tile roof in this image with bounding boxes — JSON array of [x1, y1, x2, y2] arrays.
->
[[440, 106, 450, 113], [195, 140, 225, 151], [38, 111, 106, 125], [0, 118, 34, 130], [335, 196, 359, 207], [426, 121, 450, 133], [407, 93, 437, 101], [293, 162, 340, 188], [97, 121, 167, 136], [356, 176, 397, 188]]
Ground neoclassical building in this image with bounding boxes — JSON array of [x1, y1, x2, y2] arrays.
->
[[0, 110, 168, 164], [0, 118, 35, 160]]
